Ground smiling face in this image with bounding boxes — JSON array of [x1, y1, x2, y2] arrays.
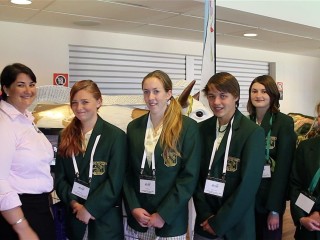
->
[[4, 73, 36, 113], [142, 76, 172, 118], [71, 89, 101, 125], [207, 84, 238, 125], [250, 82, 271, 112]]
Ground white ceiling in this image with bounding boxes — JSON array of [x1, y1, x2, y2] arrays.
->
[[1, 0, 320, 57]]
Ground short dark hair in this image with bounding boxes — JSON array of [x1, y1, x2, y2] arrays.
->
[[202, 72, 240, 107], [0, 63, 36, 101], [247, 75, 280, 115]]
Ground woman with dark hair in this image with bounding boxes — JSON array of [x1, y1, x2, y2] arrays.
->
[[0, 63, 55, 240], [290, 102, 320, 240], [55, 80, 126, 240], [247, 75, 296, 240], [124, 70, 201, 239], [193, 72, 265, 240]]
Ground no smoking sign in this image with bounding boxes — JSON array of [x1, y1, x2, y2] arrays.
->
[[53, 73, 68, 87]]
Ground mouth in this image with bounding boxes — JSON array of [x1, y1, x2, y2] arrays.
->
[[148, 102, 157, 107]]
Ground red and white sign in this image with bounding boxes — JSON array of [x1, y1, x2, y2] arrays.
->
[[53, 73, 68, 87]]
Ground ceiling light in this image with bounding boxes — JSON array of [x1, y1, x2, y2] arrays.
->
[[244, 33, 258, 37], [11, 0, 32, 4]]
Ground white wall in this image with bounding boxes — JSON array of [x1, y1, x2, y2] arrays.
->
[[1, 21, 320, 115]]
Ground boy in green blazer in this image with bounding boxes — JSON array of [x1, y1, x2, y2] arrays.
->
[[193, 72, 265, 240]]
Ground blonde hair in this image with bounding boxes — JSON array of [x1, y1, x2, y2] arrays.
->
[[142, 70, 182, 161], [58, 80, 102, 158]]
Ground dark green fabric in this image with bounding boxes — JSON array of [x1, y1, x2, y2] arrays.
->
[[55, 116, 126, 240], [193, 109, 265, 240], [251, 111, 297, 215], [290, 136, 320, 240], [123, 114, 201, 237]]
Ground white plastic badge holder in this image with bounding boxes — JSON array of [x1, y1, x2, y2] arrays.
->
[[295, 192, 315, 214], [140, 175, 156, 195], [204, 177, 225, 197], [262, 164, 271, 178], [72, 179, 90, 200]]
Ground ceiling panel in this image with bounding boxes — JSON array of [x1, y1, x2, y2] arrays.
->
[[126, 24, 201, 42], [27, 11, 144, 32], [44, 0, 178, 23], [1, 0, 320, 57], [153, 14, 203, 31]]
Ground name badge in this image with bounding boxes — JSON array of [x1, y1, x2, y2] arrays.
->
[[71, 179, 90, 200], [140, 175, 156, 195], [262, 164, 271, 178], [204, 177, 225, 197], [295, 192, 316, 214]]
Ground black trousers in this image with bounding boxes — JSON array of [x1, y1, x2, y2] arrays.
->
[[0, 193, 56, 240]]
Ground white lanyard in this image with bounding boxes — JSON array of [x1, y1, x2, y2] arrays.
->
[[140, 150, 156, 174], [208, 117, 234, 175], [72, 134, 101, 182]]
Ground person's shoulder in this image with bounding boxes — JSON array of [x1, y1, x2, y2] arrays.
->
[[298, 136, 320, 148], [198, 115, 214, 127], [275, 111, 293, 124], [182, 115, 197, 125], [127, 114, 147, 130], [238, 111, 261, 130], [101, 118, 126, 136]]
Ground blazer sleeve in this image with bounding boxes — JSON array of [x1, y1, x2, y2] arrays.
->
[[266, 116, 297, 212], [54, 136, 79, 205], [123, 123, 142, 211], [209, 127, 265, 236], [290, 141, 309, 225], [156, 120, 201, 225], [84, 130, 127, 218], [193, 135, 216, 222]]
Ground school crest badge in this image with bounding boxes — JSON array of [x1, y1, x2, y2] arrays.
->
[[226, 156, 240, 172], [93, 161, 107, 175]]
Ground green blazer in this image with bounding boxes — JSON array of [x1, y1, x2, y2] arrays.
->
[[290, 136, 320, 240], [250, 111, 296, 214], [55, 116, 126, 240], [193, 109, 265, 240], [123, 114, 201, 237]]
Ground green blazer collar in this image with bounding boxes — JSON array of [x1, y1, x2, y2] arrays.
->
[[212, 109, 241, 168]]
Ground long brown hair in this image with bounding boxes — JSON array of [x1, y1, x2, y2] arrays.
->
[[142, 70, 182, 160], [247, 75, 280, 115], [58, 80, 102, 158]]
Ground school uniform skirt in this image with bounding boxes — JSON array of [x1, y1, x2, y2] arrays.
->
[[0, 193, 56, 240]]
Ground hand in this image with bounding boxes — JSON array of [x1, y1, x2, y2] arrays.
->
[[70, 200, 82, 214], [76, 205, 95, 224], [310, 211, 320, 222], [300, 215, 320, 231], [132, 208, 151, 227], [148, 213, 165, 228], [200, 216, 215, 235], [267, 212, 280, 231]]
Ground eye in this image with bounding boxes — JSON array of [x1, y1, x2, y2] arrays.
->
[[196, 111, 204, 117]]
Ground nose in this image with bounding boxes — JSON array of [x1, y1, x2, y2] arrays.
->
[[24, 85, 33, 94], [212, 96, 221, 105], [148, 92, 156, 100]]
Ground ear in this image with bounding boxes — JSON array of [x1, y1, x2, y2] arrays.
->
[[97, 98, 102, 108], [3, 86, 8, 95], [167, 89, 172, 100]]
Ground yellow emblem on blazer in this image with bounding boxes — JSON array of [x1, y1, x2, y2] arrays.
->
[[226, 156, 240, 172], [93, 161, 107, 175], [163, 151, 178, 167], [269, 136, 277, 149]]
